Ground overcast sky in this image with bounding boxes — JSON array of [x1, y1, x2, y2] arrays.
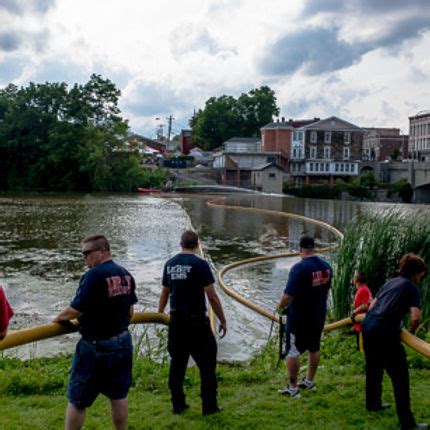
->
[[1, 0, 429, 138]]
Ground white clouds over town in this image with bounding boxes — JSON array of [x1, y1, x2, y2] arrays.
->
[[0, 0, 429, 136]]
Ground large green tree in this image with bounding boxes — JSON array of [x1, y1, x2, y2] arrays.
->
[[190, 86, 280, 150], [0, 74, 155, 192]]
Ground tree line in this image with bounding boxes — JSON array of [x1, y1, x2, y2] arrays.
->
[[0, 74, 161, 192], [190, 86, 280, 151]]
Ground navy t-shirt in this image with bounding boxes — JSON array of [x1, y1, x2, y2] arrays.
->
[[162, 253, 215, 317], [284, 255, 332, 331], [365, 276, 421, 332], [71, 260, 138, 339]]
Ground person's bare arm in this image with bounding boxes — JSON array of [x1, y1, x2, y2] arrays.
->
[[53, 306, 81, 323], [277, 293, 293, 313], [205, 285, 227, 338], [352, 303, 369, 316], [368, 297, 377, 310], [409, 306, 422, 334], [158, 286, 169, 313]]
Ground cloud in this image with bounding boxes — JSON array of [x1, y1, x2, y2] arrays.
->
[[29, 59, 90, 85], [261, 0, 430, 77], [121, 80, 188, 117], [260, 27, 365, 76], [170, 24, 235, 57], [0, 30, 50, 53], [0, 32, 21, 52], [0, 58, 25, 84], [303, 0, 430, 15], [0, 0, 56, 15]]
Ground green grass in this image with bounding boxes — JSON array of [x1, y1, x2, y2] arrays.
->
[[332, 209, 430, 330], [0, 331, 429, 429]]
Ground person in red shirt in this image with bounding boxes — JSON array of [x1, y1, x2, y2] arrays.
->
[[0, 284, 14, 340], [351, 272, 372, 350]]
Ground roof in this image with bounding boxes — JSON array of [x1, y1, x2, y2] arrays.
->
[[224, 137, 261, 143], [261, 118, 320, 130], [252, 162, 284, 171], [303, 116, 362, 131]]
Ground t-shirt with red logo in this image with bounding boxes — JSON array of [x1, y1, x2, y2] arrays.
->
[[0, 286, 14, 333], [284, 255, 332, 332], [71, 260, 138, 339], [353, 284, 372, 332]]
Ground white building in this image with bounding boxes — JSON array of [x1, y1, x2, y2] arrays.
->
[[409, 110, 430, 160]]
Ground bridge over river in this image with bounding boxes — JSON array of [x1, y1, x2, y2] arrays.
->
[[361, 161, 430, 203]]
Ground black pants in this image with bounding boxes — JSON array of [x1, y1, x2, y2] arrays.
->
[[168, 315, 218, 413], [362, 320, 416, 430]]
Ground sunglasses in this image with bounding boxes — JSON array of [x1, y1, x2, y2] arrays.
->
[[82, 248, 100, 257]]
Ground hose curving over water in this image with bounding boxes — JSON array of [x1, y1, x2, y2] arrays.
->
[[208, 196, 430, 360]]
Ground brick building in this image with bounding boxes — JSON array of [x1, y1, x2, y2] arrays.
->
[[260, 117, 319, 157], [362, 128, 408, 161], [289, 116, 364, 185]]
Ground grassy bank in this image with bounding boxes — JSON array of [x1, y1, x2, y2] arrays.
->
[[0, 331, 429, 429]]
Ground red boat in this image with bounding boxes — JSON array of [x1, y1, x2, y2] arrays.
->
[[137, 187, 161, 194]]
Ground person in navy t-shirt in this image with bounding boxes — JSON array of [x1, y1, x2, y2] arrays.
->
[[361, 253, 427, 430], [54, 235, 137, 430], [276, 235, 332, 398], [158, 230, 227, 416]]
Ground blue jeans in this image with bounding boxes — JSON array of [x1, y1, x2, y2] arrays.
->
[[67, 331, 133, 409]]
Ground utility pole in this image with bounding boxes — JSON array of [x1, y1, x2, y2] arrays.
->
[[166, 114, 175, 141]]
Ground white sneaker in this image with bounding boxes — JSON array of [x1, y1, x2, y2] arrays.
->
[[278, 386, 301, 398]]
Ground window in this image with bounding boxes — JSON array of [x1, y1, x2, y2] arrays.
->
[[310, 131, 317, 143], [324, 146, 331, 159], [340, 164, 344, 172], [345, 164, 349, 172], [310, 163, 314, 171], [269, 173, 276, 180], [310, 147, 317, 159], [344, 132, 351, 144], [350, 164, 355, 173], [298, 132, 303, 141], [293, 148, 297, 158], [324, 132, 331, 143], [315, 163, 319, 172], [320, 163, 324, 172], [293, 131, 298, 141], [267, 156, 276, 163], [335, 163, 339, 172], [343, 147, 350, 160], [325, 163, 329, 172]]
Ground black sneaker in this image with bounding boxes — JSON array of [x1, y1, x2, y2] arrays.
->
[[368, 403, 391, 412], [203, 406, 223, 416], [298, 378, 316, 391], [278, 386, 301, 398], [173, 404, 189, 415]]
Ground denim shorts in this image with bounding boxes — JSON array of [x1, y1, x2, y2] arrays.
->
[[67, 331, 133, 409]]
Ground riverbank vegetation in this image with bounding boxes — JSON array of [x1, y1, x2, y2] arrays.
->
[[0, 75, 166, 192], [332, 210, 430, 330], [0, 330, 429, 429], [284, 173, 414, 203]]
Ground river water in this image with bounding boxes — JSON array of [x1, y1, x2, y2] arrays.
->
[[0, 192, 425, 360]]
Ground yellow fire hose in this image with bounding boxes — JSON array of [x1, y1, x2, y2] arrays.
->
[[0, 312, 169, 351]]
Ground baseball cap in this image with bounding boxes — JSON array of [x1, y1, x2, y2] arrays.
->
[[299, 235, 315, 249]]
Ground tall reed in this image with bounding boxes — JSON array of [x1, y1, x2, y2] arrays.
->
[[332, 209, 430, 333]]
